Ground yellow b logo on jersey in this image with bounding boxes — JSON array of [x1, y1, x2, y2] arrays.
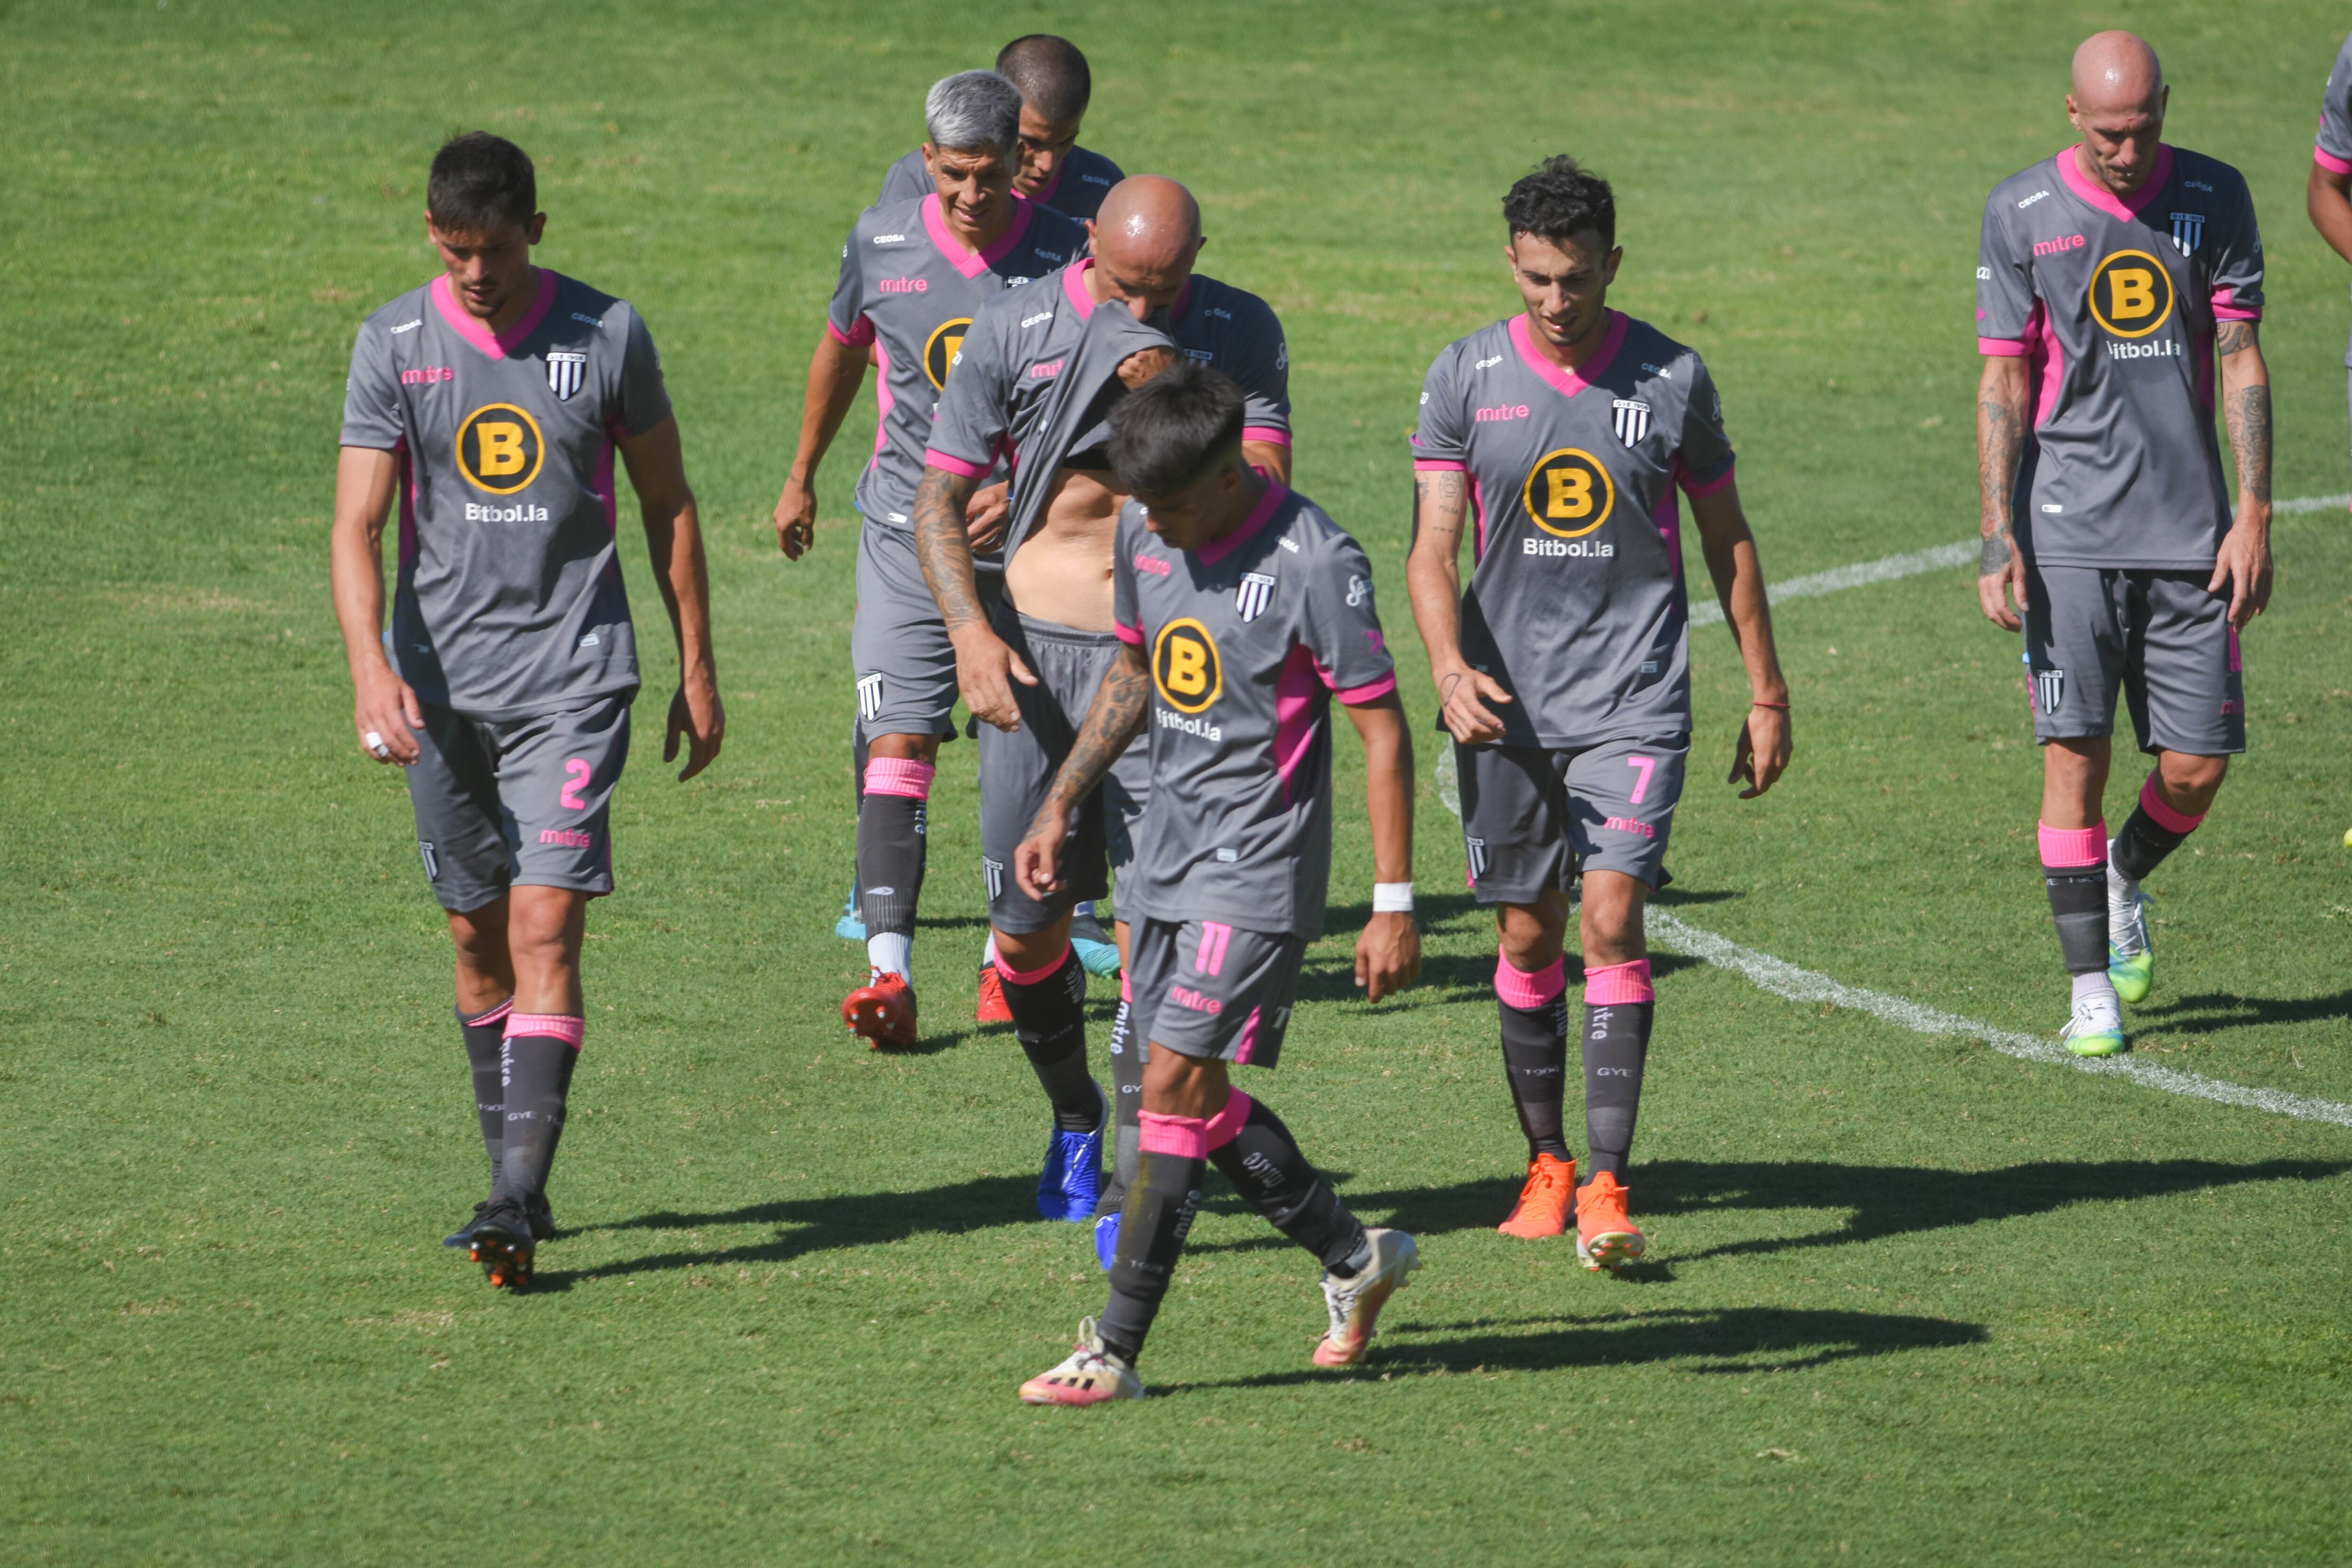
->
[[1520, 448, 1616, 539], [455, 404, 546, 494], [924, 317, 973, 390], [1152, 618, 1223, 714], [2089, 249, 2175, 339]]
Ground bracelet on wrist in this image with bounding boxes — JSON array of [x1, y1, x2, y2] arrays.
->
[[1372, 881, 1415, 914]]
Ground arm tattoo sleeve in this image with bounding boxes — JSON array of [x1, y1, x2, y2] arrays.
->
[[2226, 382, 2273, 502], [911, 467, 985, 632], [1976, 380, 2025, 565], [1412, 470, 1466, 548], [1051, 646, 1151, 808]]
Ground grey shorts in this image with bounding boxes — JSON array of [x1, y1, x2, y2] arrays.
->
[[406, 692, 633, 912], [2023, 564, 2245, 756], [851, 521, 999, 740], [1457, 733, 1687, 901], [1127, 915, 1305, 1068], [977, 607, 1150, 932]]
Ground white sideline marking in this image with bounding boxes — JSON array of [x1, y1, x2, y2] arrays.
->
[[2275, 492, 2350, 515], [1646, 912, 2352, 1130]]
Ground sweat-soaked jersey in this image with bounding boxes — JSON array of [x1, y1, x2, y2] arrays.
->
[[1410, 310, 1732, 750], [877, 143, 1126, 223], [2313, 40, 2352, 366], [827, 192, 1086, 530], [1111, 483, 1396, 940], [1976, 144, 2264, 570], [341, 270, 672, 719], [926, 258, 1291, 566]]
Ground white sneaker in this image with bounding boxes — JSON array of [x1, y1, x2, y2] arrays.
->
[[2061, 988, 2127, 1058], [2106, 839, 2154, 1004], [1313, 1227, 1421, 1367], [1018, 1318, 1144, 1405]]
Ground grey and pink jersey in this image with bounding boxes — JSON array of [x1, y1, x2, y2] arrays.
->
[[926, 258, 1291, 564], [877, 143, 1126, 223], [2314, 40, 2352, 366], [1111, 483, 1396, 940], [826, 192, 1086, 529], [1410, 310, 1733, 749], [1976, 144, 2264, 570], [340, 270, 672, 719]]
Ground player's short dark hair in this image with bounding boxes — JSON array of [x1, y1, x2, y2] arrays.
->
[[428, 132, 538, 233], [1504, 154, 1615, 252], [995, 34, 1091, 121], [1107, 362, 1247, 497]]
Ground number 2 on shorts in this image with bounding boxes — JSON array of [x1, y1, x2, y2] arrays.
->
[[1625, 754, 1656, 805], [560, 757, 592, 812]]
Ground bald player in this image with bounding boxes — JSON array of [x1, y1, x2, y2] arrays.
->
[[912, 177, 1294, 1239], [1977, 32, 2270, 1057], [877, 36, 1124, 223]]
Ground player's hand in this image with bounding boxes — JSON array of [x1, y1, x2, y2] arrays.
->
[[665, 669, 725, 781], [951, 625, 1039, 732], [352, 661, 424, 766], [1354, 911, 1422, 1003], [1434, 665, 1513, 745], [965, 482, 1011, 554], [2208, 510, 2274, 628], [1729, 704, 1791, 800], [1977, 554, 2027, 631], [774, 476, 817, 560], [1013, 800, 1080, 899], [1116, 347, 1179, 390]]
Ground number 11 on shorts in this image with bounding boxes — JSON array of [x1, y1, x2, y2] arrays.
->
[[1626, 755, 1655, 805]]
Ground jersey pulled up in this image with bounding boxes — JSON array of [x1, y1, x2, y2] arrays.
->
[[1410, 310, 1732, 750], [827, 193, 1086, 530], [1112, 484, 1396, 941], [340, 270, 672, 719], [2314, 40, 2352, 366], [877, 144, 1126, 222], [1976, 145, 2264, 570]]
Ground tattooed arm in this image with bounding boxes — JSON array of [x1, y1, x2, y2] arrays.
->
[[1404, 465, 1512, 743], [1011, 641, 1151, 898], [2212, 318, 2275, 627], [912, 463, 1035, 730], [1975, 354, 2032, 631]]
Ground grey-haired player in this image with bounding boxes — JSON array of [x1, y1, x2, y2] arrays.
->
[[331, 133, 724, 1288], [876, 36, 1123, 223]]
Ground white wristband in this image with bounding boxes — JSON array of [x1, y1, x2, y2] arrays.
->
[[1372, 881, 1415, 914]]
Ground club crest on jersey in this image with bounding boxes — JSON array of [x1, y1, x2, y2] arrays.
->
[[924, 318, 973, 390], [2089, 250, 2174, 339], [1610, 398, 1652, 447], [857, 673, 884, 723], [1152, 618, 1223, 714], [1521, 448, 1616, 539], [546, 350, 588, 402], [2168, 212, 2204, 256], [1235, 572, 1275, 623], [2034, 666, 2066, 715], [454, 404, 545, 495]]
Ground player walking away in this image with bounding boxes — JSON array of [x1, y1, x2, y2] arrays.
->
[[1405, 157, 1790, 1267], [914, 177, 1294, 1237], [2305, 37, 2352, 500], [1976, 32, 2270, 1057], [1013, 366, 1423, 1404], [331, 133, 724, 1288], [877, 36, 1123, 223], [771, 72, 1087, 1048]]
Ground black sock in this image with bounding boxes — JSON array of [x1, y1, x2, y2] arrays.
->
[[458, 999, 511, 1185], [1582, 1000, 1653, 1183], [493, 1018, 580, 1205], [856, 783, 928, 950], [2112, 797, 2199, 882], [1499, 991, 1572, 1163], [1097, 1146, 1205, 1364], [1002, 945, 1104, 1133], [1206, 1094, 1367, 1274], [1100, 984, 1142, 1214], [2044, 862, 2109, 974]]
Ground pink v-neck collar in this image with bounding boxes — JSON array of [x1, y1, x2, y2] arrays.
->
[[1194, 475, 1288, 565], [1509, 309, 1628, 399], [2058, 142, 2173, 223], [432, 269, 558, 361], [922, 191, 1037, 279]]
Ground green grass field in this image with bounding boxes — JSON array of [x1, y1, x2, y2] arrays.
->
[[5, 1, 2352, 1562]]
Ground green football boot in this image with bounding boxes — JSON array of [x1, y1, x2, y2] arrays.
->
[[2107, 846, 2153, 1005], [2061, 990, 2128, 1058]]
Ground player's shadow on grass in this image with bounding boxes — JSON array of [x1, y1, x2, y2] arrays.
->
[[1163, 1304, 1986, 1393], [1290, 950, 1705, 1006], [2129, 989, 2352, 1037]]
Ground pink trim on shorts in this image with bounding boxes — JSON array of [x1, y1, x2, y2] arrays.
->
[[462, 997, 515, 1029], [2139, 774, 2206, 834], [1334, 673, 1398, 706], [1231, 1007, 1264, 1065], [2037, 821, 2107, 868], [1978, 336, 2031, 357], [1584, 958, 1654, 1005], [863, 758, 937, 799], [2317, 144, 2352, 176], [2057, 143, 2173, 223], [1494, 954, 1567, 1009], [999, 943, 1072, 986], [1120, 971, 1133, 1003], [1204, 1090, 1254, 1151], [505, 1013, 585, 1049], [1138, 1111, 1209, 1160], [1112, 619, 1144, 646], [922, 447, 990, 479], [1241, 426, 1292, 448], [827, 315, 876, 350]]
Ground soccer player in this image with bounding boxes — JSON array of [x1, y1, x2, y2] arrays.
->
[[2306, 36, 2352, 489], [914, 176, 1293, 1234], [1013, 365, 1423, 1404], [1405, 156, 1791, 1267], [331, 132, 724, 1289], [1976, 32, 2270, 1056], [876, 36, 1123, 223], [771, 72, 1087, 1047]]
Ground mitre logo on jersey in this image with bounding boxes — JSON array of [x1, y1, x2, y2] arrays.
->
[[1152, 618, 1223, 716], [455, 404, 545, 495], [1521, 447, 1616, 539], [2169, 212, 2204, 256], [546, 351, 588, 402], [1235, 572, 1275, 623], [923, 318, 972, 390], [2089, 250, 2174, 339], [1610, 399, 1652, 446]]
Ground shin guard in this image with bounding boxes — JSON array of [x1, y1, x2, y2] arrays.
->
[[2111, 774, 2206, 882], [493, 1014, 582, 1203], [1581, 960, 1654, 1183], [1495, 954, 1572, 1163], [1097, 1114, 1207, 1364], [2040, 822, 2109, 975], [1000, 943, 1103, 1134], [857, 758, 933, 960], [1205, 1090, 1367, 1273]]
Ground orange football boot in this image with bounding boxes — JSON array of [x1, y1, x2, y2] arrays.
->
[[843, 972, 919, 1049], [1496, 1153, 1577, 1238], [1573, 1170, 1646, 1272], [975, 962, 1013, 1025]]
